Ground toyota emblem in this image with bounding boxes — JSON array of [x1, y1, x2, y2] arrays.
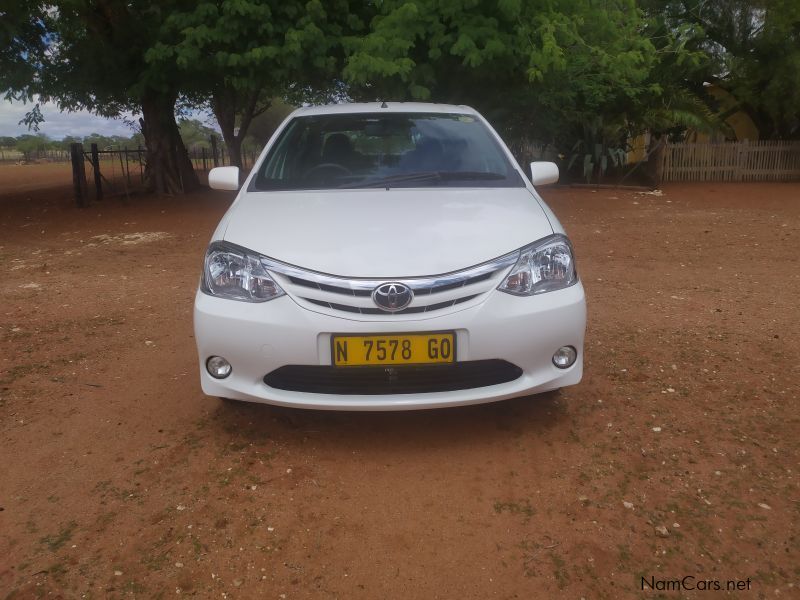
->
[[372, 282, 414, 312]]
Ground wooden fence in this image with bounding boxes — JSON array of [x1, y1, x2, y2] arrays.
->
[[0, 148, 71, 163], [70, 143, 147, 207], [661, 140, 800, 182], [69, 138, 259, 206], [507, 139, 559, 165], [187, 141, 259, 172]]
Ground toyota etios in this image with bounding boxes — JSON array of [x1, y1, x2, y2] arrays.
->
[[195, 103, 586, 410]]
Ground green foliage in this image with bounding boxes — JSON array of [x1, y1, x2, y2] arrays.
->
[[25, 2, 172, 116], [567, 124, 630, 184], [153, 0, 361, 93], [144, 1, 362, 167], [2, 0, 797, 188], [342, 0, 789, 174], [648, 0, 800, 138], [712, 0, 800, 138], [14, 133, 51, 159], [81, 133, 139, 150], [343, 0, 701, 152], [245, 99, 295, 145], [0, 2, 47, 101], [178, 119, 219, 150]]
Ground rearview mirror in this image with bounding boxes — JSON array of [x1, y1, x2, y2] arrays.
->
[[208, 166, 240, 191], [529, 161, 559, 185]]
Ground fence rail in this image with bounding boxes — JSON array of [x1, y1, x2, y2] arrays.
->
[[67, 137, 260, 206], [64, 137, 800, 205], [507, 139, 559, 165], [661, 140, 800, 182]]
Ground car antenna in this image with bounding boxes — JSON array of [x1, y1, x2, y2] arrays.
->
[[380, 100, 388, 108]]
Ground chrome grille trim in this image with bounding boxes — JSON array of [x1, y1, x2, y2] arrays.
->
[[262, 251, 518, 294], [301, 294, 480, 315], [262, 250, 519, 316]]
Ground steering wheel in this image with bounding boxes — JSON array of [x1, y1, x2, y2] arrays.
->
[[304, 163, 352, 178]]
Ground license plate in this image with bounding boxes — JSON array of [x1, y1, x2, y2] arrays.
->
[[331, 332, 456, 366]]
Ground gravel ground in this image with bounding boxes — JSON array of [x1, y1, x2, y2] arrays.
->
[[1, 167, 798, 599]]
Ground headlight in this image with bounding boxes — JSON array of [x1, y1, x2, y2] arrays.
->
[[498, 234, 577, 296], [201, 241, 285, 302]]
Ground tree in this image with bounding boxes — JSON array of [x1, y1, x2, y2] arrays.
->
[[83, 133, 114, 150], [178, 118, 219, 151], [56, 135, 81, 151], [649, 0, 800, 138], [343, 0, 728, 182], [4, 1, 352, 186], [0, 2, 47, 102], [245, 99, 295, 146], [344, 1, 662, 145], [742, 1, 800, 138], [151, 0, 366, 168], [0, 2, 49, 132], [5, 1, 200, 194], [15, 133, 51, 161]]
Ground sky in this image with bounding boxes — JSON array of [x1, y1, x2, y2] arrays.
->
[[0, 97, 218, 139], [0, 98, 138, 139]]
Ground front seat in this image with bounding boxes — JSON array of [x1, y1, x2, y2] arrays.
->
[[401, 136, 445, 171], [322, 133, 355, 165]]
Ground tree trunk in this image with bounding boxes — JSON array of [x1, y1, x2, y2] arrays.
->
[[211, 86, 267, 170], [211, 88, 242, 169], [226, 134, 243, 170], [139, 90, 199, 194], [641, 134, 666, 188]]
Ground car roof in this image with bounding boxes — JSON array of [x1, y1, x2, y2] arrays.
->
[[291, 102, 479, 117]]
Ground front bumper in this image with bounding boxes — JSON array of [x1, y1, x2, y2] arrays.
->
[[193, 283, 586, 410]]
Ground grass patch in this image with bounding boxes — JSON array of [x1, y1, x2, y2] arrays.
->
[[39, 521, 77, 552], [47, 562, 67, 581], [122, 580, 147, 594], [142, 550, 170, 572], [494, 499, 535, 521], [550, 551, 569, 589]]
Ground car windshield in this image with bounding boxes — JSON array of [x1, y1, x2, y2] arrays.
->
[[251, 112, 524, 191]]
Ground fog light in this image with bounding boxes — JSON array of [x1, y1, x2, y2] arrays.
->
[[552, 346, 577, 369], [206, 356, 232, 379]]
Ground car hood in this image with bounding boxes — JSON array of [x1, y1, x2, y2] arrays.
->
[[222, 187, 553, 277]]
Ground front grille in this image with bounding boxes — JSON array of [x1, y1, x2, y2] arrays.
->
[[263, 360, 523, 395], [287, 276, 373, 297], [301, 294, 479, 315], [262, 251, 519, 318]]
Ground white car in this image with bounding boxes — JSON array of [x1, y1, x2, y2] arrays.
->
[[195, 102, 586, 410]]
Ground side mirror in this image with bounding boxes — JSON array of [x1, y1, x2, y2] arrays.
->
[[529, 161, 559, 185], [208, 166, 240, 191]]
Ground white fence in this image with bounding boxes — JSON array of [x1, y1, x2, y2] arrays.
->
[[661, 140, 800, 182]]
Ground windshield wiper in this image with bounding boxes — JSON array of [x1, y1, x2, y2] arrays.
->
[[346, 170, 506, 189], [346, 171, 442, 189], [437, 171, 506, 181]]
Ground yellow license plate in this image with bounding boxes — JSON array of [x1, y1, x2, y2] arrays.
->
[[331, 332, 456, 366]]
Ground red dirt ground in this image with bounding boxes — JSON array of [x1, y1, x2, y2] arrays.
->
[[0, 164, 798, 599]]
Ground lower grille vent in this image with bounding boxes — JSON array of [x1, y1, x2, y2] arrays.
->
[[263, 360, 522, 395]]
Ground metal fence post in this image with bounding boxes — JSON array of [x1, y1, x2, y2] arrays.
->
[[90, 143, 103, 200], [70, 143, 88, 207], [138, 145, 145, 183], [124, 146, 131, 186], [210, 135, 219, 167], [736, 139, 749, 182]]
